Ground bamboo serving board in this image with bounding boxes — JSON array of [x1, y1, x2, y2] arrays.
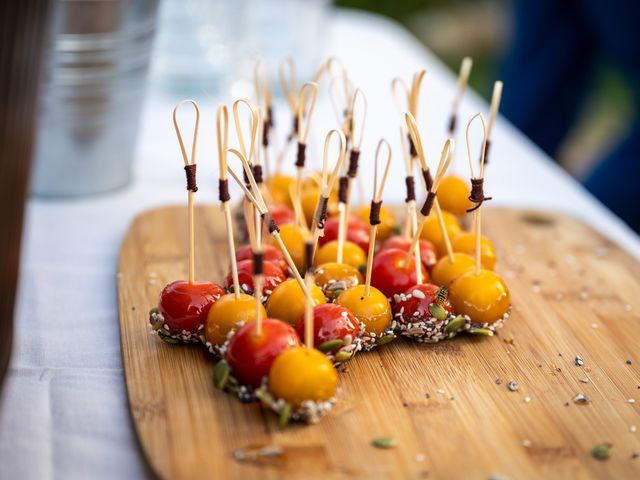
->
[[117, 206, 640, 480]]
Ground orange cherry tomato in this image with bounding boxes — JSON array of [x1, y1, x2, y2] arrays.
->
[[449, 269, 510, 324], [336, 285, 392, 335], [430, 253, 476, 287], [205, 292, 266, 346], [266, 278, 326, 325]]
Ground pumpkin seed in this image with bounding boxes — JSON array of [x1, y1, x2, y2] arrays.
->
[[468, 327, 494, 336], [318, 339, 343, 352], [372, 437, 397, 449], [213, 360, 230, 389], [444, 315, 466, 334], [334, 350, 352, 363], [428, 304, 447, 321], [159, 334, 179, 344], [278, 403, 292, 429], [375, 334, 395, 346], [591, 443, 612, 460]]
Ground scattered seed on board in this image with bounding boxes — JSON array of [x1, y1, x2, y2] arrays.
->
[[507, 380, 519, 392], [522, 439, 532, 448], [574, 393, 589, 405], [575, 356, 584, 366], [630, 425, 637, 433], [372, 437, 397, 449], [628, 398, 636, 404], [591, 323, 599, 329], [524, 396, 531, 403], [632, 451, 640, 459], [591, 443, 612, 460], [580, 377, 589, 384], [626, 359, 633, 365], [415, 453, 425, 462], [495, 378, 503, 385]]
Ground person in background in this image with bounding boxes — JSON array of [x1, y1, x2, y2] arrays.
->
[[500, 0, 640, 232]]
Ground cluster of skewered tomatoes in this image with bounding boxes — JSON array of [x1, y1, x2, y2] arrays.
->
[[149, 64, 510, 425]]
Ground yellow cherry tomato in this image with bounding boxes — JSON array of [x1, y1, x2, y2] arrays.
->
[[266, 278, 326, 325], [205, 293, 266, 346], [336, 285, 392, 335], [449, 269, 510, 324], [437, 175, 472, 216], [266, 174, 295, 207], [419, 210, 462, 256], [430, 253, 476, 287], [314, 240, 366, 270], [269, 347, 338, 407], [451, 233, 497, 270], [314, 262, 363, 300], [269, 224, 306, 272], [355, 204, 396, 241]]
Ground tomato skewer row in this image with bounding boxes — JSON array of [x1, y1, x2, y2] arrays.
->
[[336, 139, 395, 349], [449, 113, 510, 333], [150, 100, 224, 344]]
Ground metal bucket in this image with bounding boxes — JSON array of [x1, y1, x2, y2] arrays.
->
[[32, 0, 159, 197]]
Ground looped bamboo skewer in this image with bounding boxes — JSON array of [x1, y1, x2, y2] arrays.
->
[[279, 56, 298, 118], [405, 112, 431, 190], [404, 137, 455, 265], [253, 59, 273, 180], [340, 88, 368, 253], [400, 125, 422, 284], [172, 99, 201, 284], [226, 148, 311, 298], [364, 139, 393, 297], [310, 129, 347, 260], [483, 80, 503, 165], [216, 104, 241, 299], [465, 113, 488, 275], [295, 82, 319, 199], [448, 57, 472, 135]]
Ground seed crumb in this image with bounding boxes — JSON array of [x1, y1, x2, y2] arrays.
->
[[591, 323, 599, 329], [524, 396, 531, 403], [630, 425, 637, 433], [503, 336, 515, 345], [591, 443, 612, 460], [580, 377, 589, 384], [415, 453, 425, 462], [495, 378, 503, 385], [579, 291, 589, 301], [624, 304, 632, 312], [436, 389, 445, 395], [574, 393, 589, 404], [575, 356, 584, 366], [627, 398, 636, 404], [522, 439, 532, 448], [632, 451, 640, 459], [626, 359, 633, 365], [507, 380, 519, 392]]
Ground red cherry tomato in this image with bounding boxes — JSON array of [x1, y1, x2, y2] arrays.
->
[[158, 280, 224, 333], [381, 235, 438, 270], [392, 283, 452, 325], [370, 248, 428, 298], [295, 303, 360, 350], [318, 216, 369, 252], [226, 318, 300, 387], [235, 244, 287, 273], [226, 259, 286, 295]]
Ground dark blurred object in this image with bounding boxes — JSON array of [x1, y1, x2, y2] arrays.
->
[[31, 0, 158, 197], [0, 0, 52, 389], [501, 0, 640, 232]]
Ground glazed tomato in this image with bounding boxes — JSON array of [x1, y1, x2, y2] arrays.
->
[[436, 175, 472, 216], [226, 259, 286, 295], [269, 347, 338, 407], [336, 285, 392, 335], [295, 303, 360, 350], [380, 235, 438, 270], [226, 318, 300, 387], [314, 240, 366, 269], [392, 284, 452, 325], [235, 244, 287, 272], [318, 216, 370, 252], [158, 280, 224, 333], [205, 292, 266, 346], [449, 269, 510, 324], [370, 248, 428, 298]]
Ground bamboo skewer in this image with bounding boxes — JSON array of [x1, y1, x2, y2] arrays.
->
[[294, 82, 319, 201], [364, 140, 393, 297], [465, 113, 489, 275], [227, 148, 311, 298], [404, 137, 455, 265], [399, 125, 422, 284], [483, 80, 503, 165], [172, 100, 201, 284], [310, 129, 347, 260], [448, 57, 473, 136], [303, 237, 315, 350], [215, 104, 241, 299], [341, 88, 367, 246]]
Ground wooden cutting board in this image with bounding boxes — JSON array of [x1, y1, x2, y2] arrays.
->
[[117, 206, 640, 480]]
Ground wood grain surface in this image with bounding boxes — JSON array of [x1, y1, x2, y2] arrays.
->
[[117, 206, 640, 479]]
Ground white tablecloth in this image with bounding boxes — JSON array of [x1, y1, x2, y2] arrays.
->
[[2, 9, 639, 480]]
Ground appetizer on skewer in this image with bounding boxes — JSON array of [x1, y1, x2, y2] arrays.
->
[[149, 100, 224, 344]]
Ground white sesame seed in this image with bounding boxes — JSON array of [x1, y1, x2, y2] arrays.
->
[[522, 439, 532, 448], [524, 396, 531, 403], [630, 425, 637, 433], [591, 323, 599, 329], [628, 398, 636, 404], [412, 289, 425, 299], [436, 389, 445, 395]]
